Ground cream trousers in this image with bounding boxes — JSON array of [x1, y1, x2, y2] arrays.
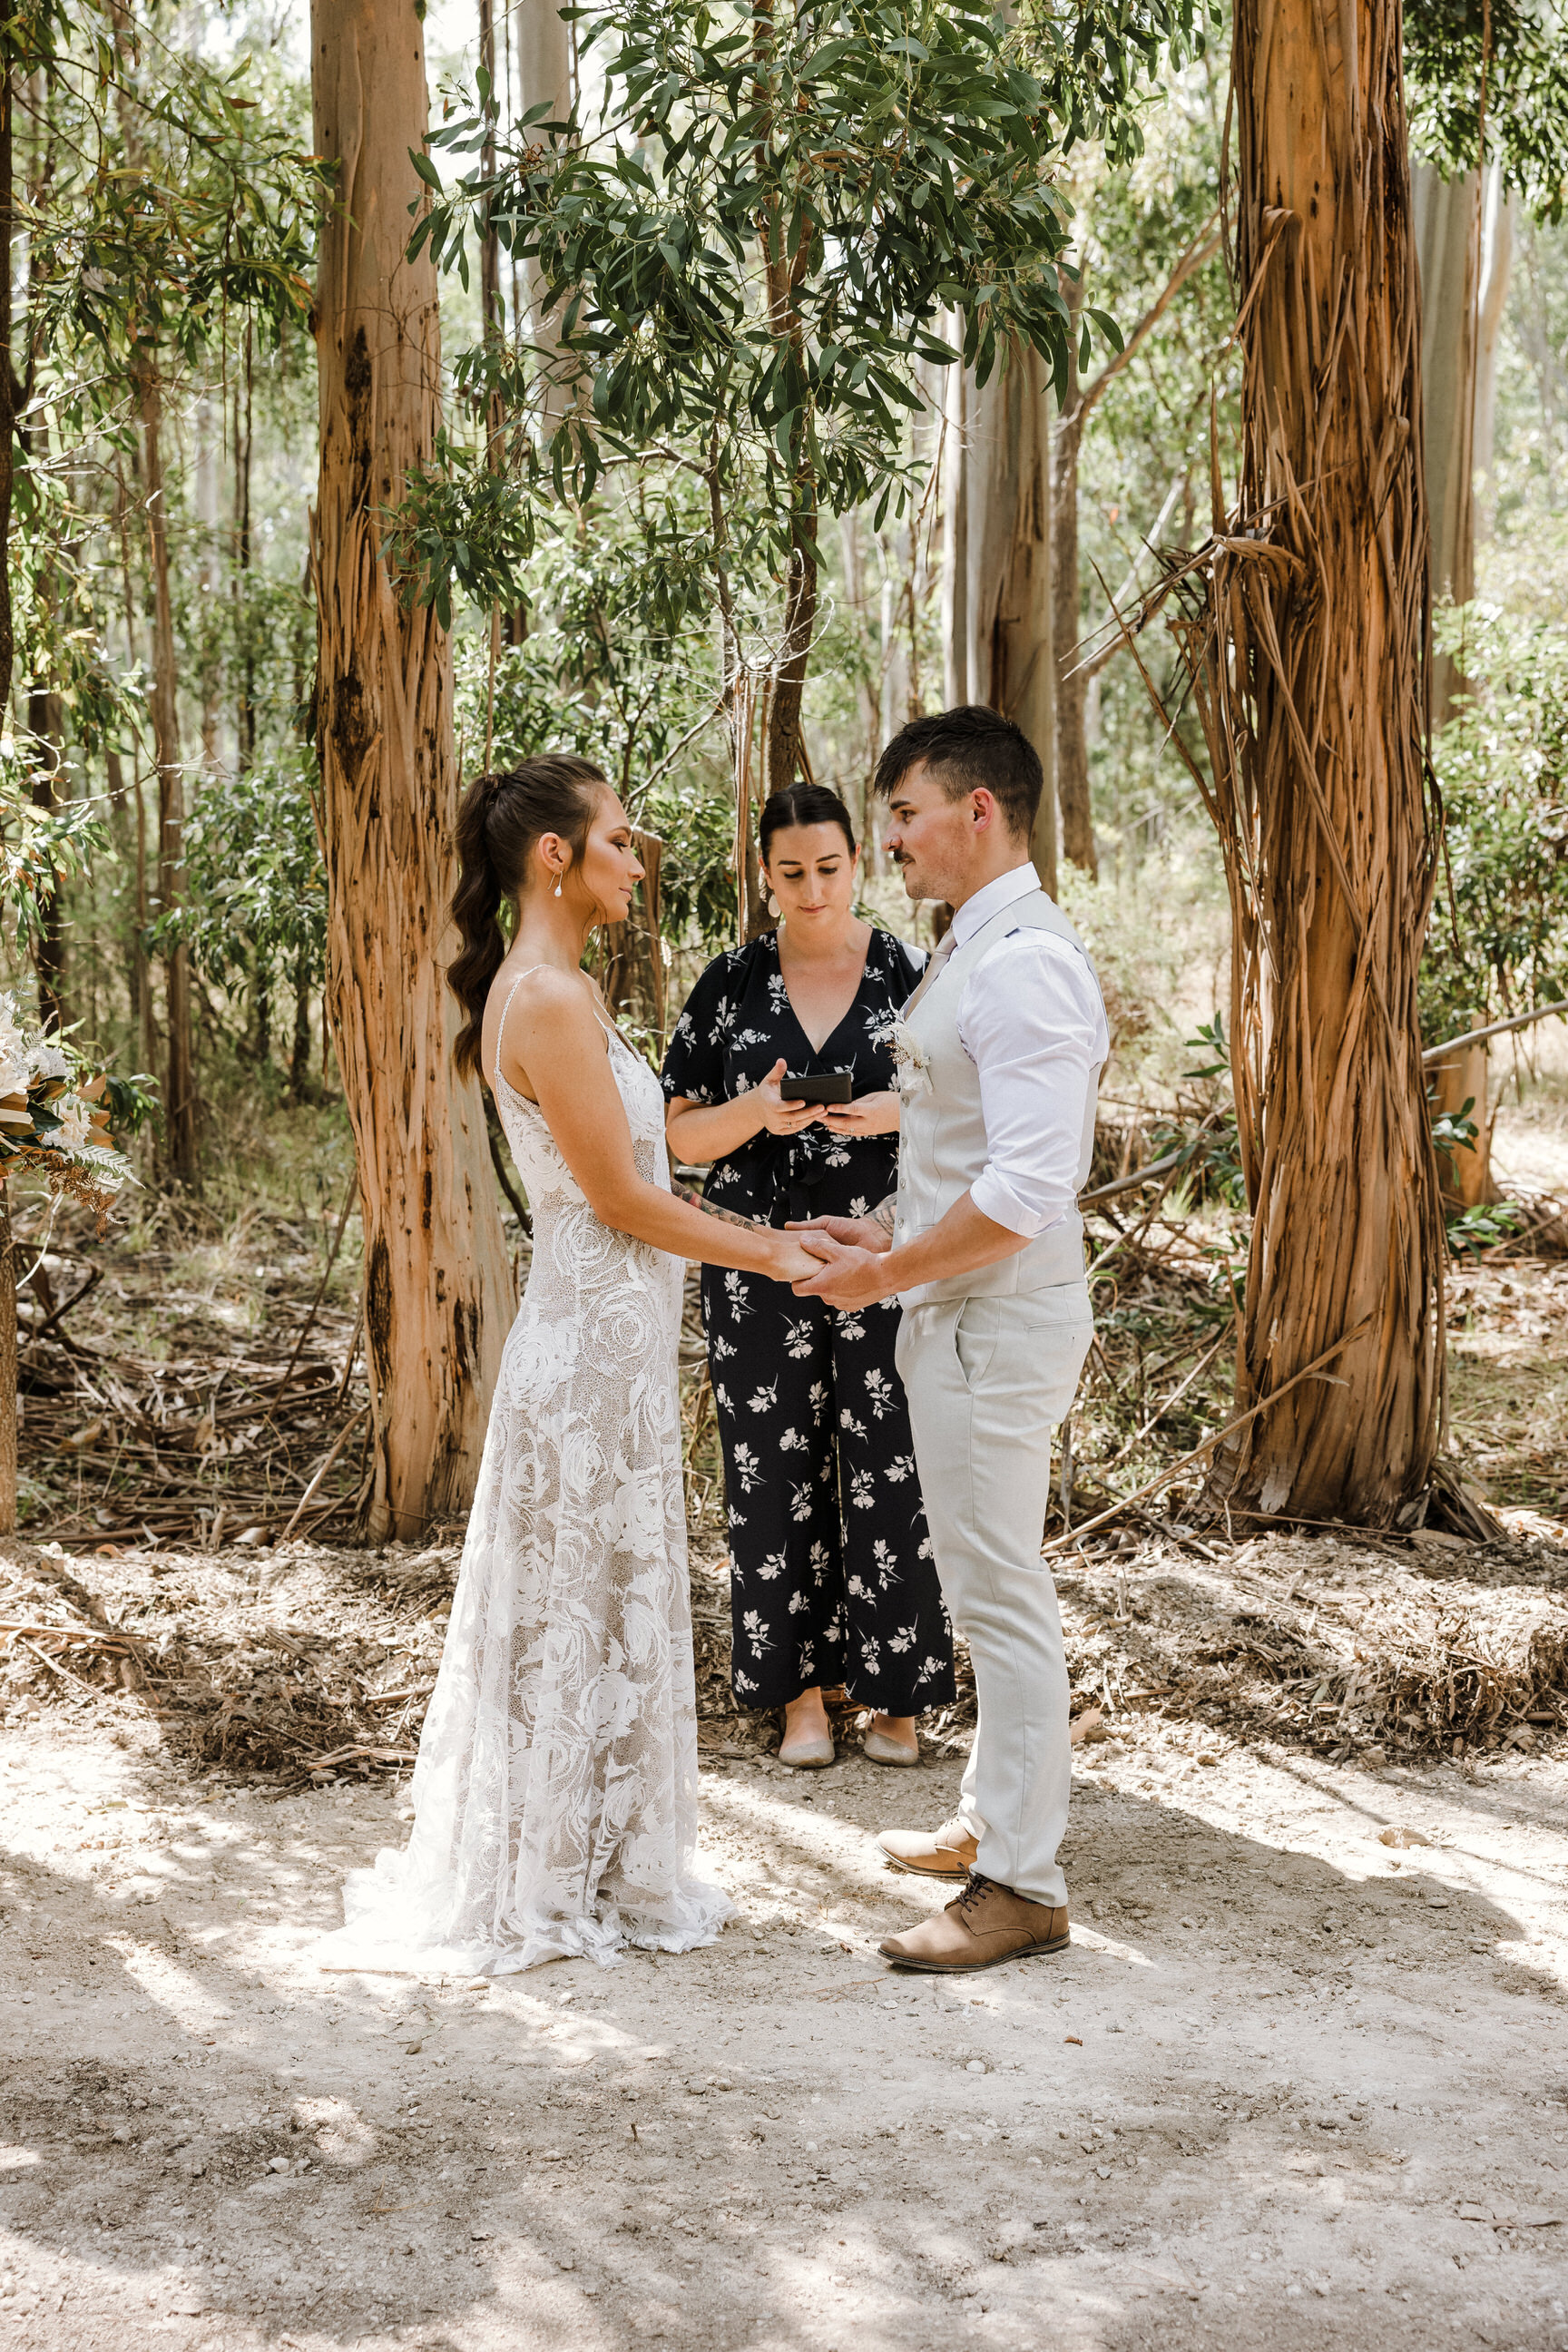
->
[[897, 1284, 1093, 1908]]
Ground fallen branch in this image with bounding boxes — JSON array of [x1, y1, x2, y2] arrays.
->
[[1041, 1317, 1374, 1553], [1420, 1000, 1568, 1065], [1080, 1150, 1184, 1208], [279, 1406, 370, 1542]]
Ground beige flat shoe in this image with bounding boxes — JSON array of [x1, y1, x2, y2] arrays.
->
[[779, 1734, 836, 1770], [877, 1818, 978, 1878], [864, 1729, 921, 1768]]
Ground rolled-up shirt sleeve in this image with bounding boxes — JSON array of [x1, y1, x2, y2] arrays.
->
[[959, 933, 1108, 1237]]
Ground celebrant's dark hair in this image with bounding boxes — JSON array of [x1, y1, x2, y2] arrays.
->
[[873, 705, 1042, 841], [759, 782, 857, 864], [449, 756, 606, 1078]]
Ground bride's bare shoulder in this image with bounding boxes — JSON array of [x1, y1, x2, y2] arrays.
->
[[494, 962, 595, 1022]]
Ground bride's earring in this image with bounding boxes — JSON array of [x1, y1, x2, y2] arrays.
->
[[553, 871, 564, 898]]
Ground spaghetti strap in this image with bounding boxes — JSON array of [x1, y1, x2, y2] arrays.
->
[[491, 965, 549, 1092], [491, 965, 617, 1093]]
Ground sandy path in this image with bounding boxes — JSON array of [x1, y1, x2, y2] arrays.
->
[[2, 1695, 1566, 2352]]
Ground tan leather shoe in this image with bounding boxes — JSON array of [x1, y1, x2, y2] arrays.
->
[[876, 1815, 978, 1879], [879, 1873, 1071, 1973]]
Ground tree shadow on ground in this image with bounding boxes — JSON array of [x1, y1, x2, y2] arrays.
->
[[0, 1731, 1559, 2352]]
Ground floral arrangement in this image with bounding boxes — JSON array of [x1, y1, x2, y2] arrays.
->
[[0, 989, 133, 1217]]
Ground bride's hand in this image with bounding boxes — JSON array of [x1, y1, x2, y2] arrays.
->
[[765, 1232, 828, 1285]]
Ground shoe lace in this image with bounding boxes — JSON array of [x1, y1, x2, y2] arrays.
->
[[955, 1870, 995, 1917]]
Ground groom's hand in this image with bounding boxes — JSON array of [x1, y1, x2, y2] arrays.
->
[[789, 1236, 896, 1308], [785, 1213, 892, 1255]]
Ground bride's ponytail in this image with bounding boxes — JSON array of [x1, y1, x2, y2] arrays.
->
[[449, 756, 606, 1078]]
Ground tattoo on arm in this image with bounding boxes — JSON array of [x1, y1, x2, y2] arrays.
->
[[869, 1193, 897, 1238], [674, 1181, 769, 1236]]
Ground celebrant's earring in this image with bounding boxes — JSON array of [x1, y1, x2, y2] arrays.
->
[[766, 891, 779, 917]]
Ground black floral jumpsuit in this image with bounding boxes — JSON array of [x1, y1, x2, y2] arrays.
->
[[661, 927, 956, 1715]]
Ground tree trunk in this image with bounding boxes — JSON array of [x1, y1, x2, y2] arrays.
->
[[310, 0, 514, 1542], [27, 573, 65, 1027], [289, 947, 312, 1102], [1473, 164, 1514, 547], [1203, 0, 1445, 1524], [1051, 277, 1097, 879], [233, 323, 257, 774], [1428, 1014, 1497, 1208], [1412, 163, 1478, 726], [136, 353, 199, 1183], [941, 338, 1058, 896], [0, 67, 16, 723], [0, 1191, 15, 1536]]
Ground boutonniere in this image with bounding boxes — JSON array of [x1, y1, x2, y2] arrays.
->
[[888, 1016, 933, 1099]]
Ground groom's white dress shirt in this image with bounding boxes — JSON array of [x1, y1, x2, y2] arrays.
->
[[939, 863, 1110, 1240]]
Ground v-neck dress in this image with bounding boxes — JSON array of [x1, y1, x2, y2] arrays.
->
[[661, 927, 955, 1715]]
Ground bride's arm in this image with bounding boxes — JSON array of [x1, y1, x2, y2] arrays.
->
[[504, 974, 818, 1281]]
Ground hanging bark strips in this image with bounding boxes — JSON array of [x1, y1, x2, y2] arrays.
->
[[309, 0, 514, 1541], [1154, 0, 1446, 1524]]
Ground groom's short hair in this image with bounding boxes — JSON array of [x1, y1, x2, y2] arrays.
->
[[873, 706, 1042, 841]]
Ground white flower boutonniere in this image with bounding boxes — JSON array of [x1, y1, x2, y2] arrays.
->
[[889, 1016, 933, 1099]]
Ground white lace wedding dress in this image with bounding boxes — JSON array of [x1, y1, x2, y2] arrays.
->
[[331, 977, 730, 1974]]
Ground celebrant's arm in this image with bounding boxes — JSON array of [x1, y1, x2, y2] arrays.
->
[[665, 1058, 820, 1162], [505, 975, 815, 1282]]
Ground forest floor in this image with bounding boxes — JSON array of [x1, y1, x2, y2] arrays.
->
[[1, 1076, 1566, 2351]]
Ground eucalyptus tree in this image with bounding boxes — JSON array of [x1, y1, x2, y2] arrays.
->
[[408, 0, 1128, 928], [310, 0, 514, 1541]]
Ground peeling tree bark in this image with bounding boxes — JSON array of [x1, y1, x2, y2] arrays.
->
[[1200, 0, 1445, 1524], [136, 352, 199, 1185], [310, 0, 514, 1542]]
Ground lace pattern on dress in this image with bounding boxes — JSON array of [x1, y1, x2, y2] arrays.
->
[[330, 973, 729, 1973]]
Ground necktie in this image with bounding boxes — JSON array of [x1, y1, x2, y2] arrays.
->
[[901, 924, 957, 1018]]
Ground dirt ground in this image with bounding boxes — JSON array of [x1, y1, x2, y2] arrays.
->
[[3, 1519, 1567, 2352], [3, 1071, 1566, 2351]]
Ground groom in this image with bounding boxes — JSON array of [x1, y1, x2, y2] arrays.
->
[[792, 707, 1107, 1973]]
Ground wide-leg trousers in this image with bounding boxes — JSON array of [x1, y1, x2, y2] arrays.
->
[[897, 1283, 1093, 1907], [704, 1267, 955, 1714]]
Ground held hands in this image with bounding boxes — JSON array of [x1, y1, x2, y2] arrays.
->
[[783, 1216, 896, 1308], [767, 1232, 829, 1286], [753, 1057, 822, 1138]]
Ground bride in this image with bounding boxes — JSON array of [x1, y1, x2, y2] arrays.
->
[[337, 754, 817, 1974]]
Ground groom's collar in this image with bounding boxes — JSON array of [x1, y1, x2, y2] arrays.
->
[[949, 862, 1042, 947]]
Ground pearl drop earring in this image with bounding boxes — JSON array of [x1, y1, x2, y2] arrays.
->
[[553, 873, 563, 898]]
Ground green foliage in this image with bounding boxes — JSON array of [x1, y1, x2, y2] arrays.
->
[[407, 0, 1134, 628], [1424, 604, 1568, 1037], [640, 779, 740, 953], [0, 776, 109, 951], [451, 498, 723, 790], [1020, 0, 1220, 164], [33, 40, 328, 389], [1446, 1199, 1524, 1255], [154, 750, 327, 1003], [1406, 0, 1568, 224]]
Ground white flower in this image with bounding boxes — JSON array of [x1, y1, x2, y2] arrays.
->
[[31, 1043, 68, 1082], [53, 1093, 93, 1150], [889, 1017, 933, 1098]]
